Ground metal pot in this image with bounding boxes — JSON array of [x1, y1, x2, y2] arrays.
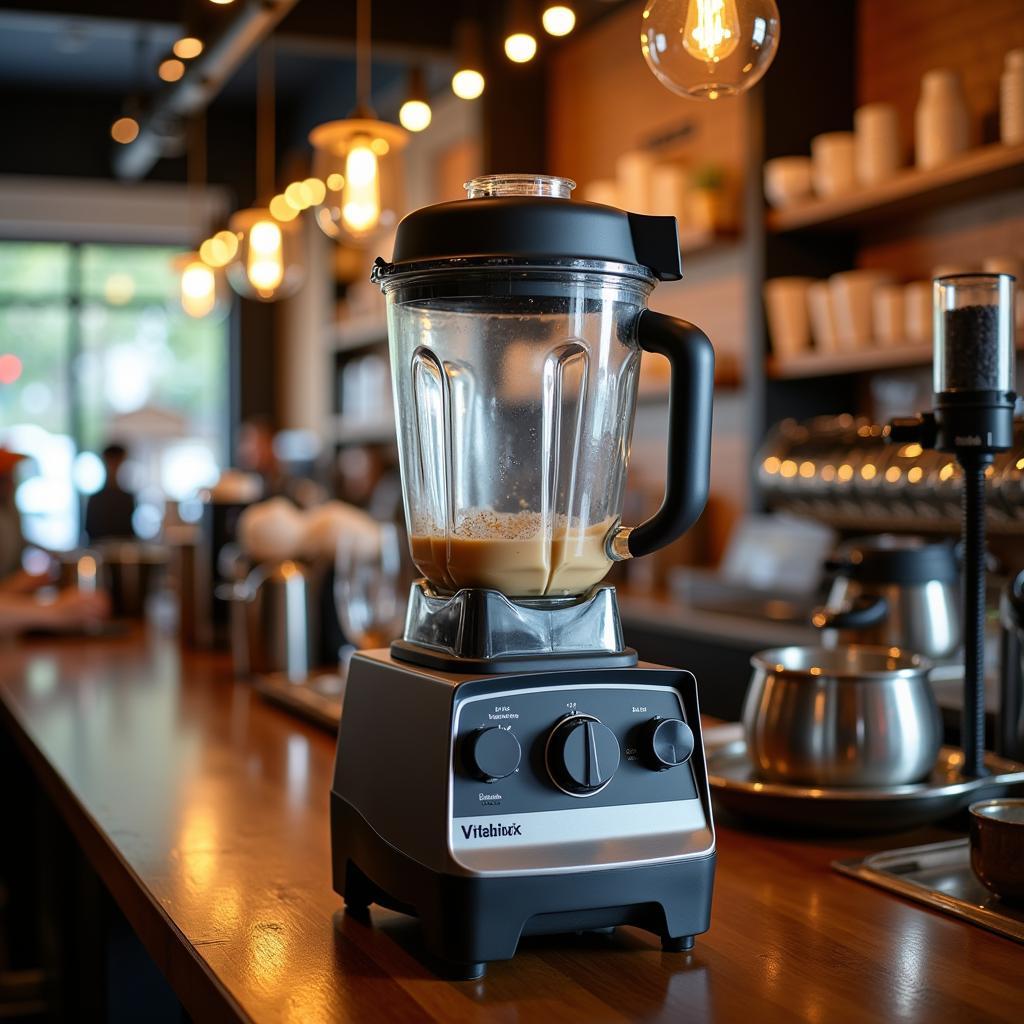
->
[[813, 535, 961, 659], [220, 560, 317, 682], [743, 645, 942, 787], [999, 570, 1024, 761], [95, 541, 167, 618]]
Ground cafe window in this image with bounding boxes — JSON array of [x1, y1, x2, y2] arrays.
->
[[0, 240, 228, 550]]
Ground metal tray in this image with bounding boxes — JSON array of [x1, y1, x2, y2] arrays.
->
[[704, 728, 1024, 833], [834, 839, 1024, 944], [254, 672, 344, 732]]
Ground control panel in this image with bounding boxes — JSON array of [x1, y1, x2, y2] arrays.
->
[[451, 681, 699, 818]]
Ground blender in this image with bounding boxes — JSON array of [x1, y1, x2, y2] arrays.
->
[[331, 174, 717, 977]]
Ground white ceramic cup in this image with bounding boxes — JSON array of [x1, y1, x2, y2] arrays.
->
[[904, 281, 933, 342], [764, 156, 814, 208], [764, 277, 815, 358], [807, 280, 839, 353], [854, 103, 901, 186], [829, 270, 893, 350], [811, 132, 857, 198], [873, 283, 906, 345]]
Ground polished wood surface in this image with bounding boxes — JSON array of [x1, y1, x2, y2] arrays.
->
[[1, 632, 1022, 1023]]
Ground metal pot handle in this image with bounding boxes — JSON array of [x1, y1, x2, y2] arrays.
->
[[812, 594, 889, 631]]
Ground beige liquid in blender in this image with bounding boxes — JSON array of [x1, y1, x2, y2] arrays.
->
[[410, 511, 614, 597]]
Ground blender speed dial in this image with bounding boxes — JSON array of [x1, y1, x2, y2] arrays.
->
[[545, 715, 621, 796], [465, 727, 522, 782], [642, 718, 695, 770]]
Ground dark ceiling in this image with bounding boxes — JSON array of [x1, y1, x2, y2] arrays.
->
[[0, 0, 626, 191]]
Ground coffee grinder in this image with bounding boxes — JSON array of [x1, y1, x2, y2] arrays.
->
[[331, 174, 717, 977], [889, 273, 1018, 777]]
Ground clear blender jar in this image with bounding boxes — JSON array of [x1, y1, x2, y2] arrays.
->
[[373, 175, 715, 666]]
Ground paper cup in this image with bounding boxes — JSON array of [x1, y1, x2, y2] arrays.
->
[[811, 132, 857, 198], [764, 277, 815, 358]]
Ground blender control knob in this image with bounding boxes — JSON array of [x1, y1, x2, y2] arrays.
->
[[545, 715, 620, 796], [642, 717, 694, 770], [465, 727, 521, 782]]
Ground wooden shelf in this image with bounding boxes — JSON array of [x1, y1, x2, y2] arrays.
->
[[768, 341, 934, 379], [766, 142, 1024, 234], [769, 331, 1024, 380]]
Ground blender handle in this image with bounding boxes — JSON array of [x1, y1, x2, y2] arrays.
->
[[614, 309, 715, 560]]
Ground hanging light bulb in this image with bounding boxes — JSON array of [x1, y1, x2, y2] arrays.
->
[[158, 57, 185, 82], [505, 0, 538, 63], [226, 42, 305, 301], [542, 5, 576, 37], [641, 0, 780, 100], [451, 20, 486, 99], [399, 67, 432, 132], [342, 138, 381, 233], [173, 36, 204, 59], [199, 229, 239, 268], [308, 0, 408, 244], [172, 252, 229, 320], [504, 33, 537, 63], [226, 208, 304, 302], [452, 68, 485, 100], [111, 116, 139, 144]]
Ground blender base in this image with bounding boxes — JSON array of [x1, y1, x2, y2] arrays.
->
[[330, 650, 716, 976], [332, 794, 714, 977]]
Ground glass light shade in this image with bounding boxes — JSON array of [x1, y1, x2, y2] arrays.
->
[[171, 252, 230, 321], [225, 208, 305, 302], [641, 0, 780, 100], [308, 118, 408, 244]]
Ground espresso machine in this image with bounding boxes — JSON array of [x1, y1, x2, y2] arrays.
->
[[331, 174, 716, 977]]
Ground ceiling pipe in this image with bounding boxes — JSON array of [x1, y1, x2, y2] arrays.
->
[[112, 0, 300, 180]]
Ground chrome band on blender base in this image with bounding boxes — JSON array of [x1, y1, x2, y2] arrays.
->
[[330, 173, 717, 978]]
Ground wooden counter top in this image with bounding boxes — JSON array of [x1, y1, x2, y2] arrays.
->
[[1, 632, 1021, 1023]]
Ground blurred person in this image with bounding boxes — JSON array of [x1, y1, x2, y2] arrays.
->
[[336, 446, 403, 522], [84, 443, 135, 542], [0, 448, 23, 580], [236, 416, 286, 498], [0, 448, 108, 633], [236, 417, 326, 507]]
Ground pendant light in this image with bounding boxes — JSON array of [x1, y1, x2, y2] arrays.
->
[[173, 112, 230, 321], [111, 31, 145, 145], [399, 67, 432, 133], [451, 19, 485, 100], [641, 0, 780, 100], [227, 40, 304, 301], [308, 0, 408, 244], [504, 0, 538, 63]]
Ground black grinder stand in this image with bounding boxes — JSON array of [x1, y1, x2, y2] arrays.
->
[[888, 273, 1018, 777]]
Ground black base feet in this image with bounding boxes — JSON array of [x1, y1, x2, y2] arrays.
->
[[662, 935, 695, 952], [447, 962, 486, 981]]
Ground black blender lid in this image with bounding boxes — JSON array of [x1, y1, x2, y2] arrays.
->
[[835, 535, 959, 584], [378, 173, 683, 282]]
